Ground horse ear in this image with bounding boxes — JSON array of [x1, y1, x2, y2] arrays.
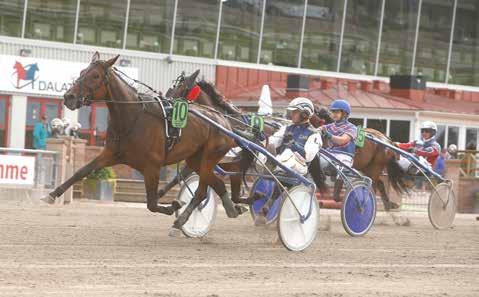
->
[[91, 51, 100, 63], [186, 69, 200, 87], [106, 55, 120, 67]]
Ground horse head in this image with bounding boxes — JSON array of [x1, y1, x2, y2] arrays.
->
[[64, 51, 119, 110], [310, 105, 333, 128], [165, 69, 200, 100]]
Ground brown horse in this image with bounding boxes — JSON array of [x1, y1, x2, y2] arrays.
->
[[160, 77, 278, 205], [310, 109, 407, 210], [42, 52, 243, 229]]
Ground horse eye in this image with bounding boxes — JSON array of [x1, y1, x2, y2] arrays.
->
[[93, 73, 100, 79]]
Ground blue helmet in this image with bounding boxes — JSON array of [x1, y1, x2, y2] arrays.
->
[[330, 99, 351, 115]]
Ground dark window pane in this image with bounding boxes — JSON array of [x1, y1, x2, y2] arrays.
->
[[0, 100, 6, 125], [218, 0, 262, 63], [390, 120, 410, 143], [366, 118, 387, 134], [260, 0, 304, 67], [447, 126, 459, 147], [26, 102, 41, 126], [340, 0, 381, 75], [95, 107, 108, 133], [77, 0, 127, 48], [78, 106, 91, 130], [378, 0, 418, 76], [173, 0, 219, 58], [302, 0, 343, 71], [25, 0, 77, 43], [415, 0, 454, 82], [45, 103, 60, 121], [449, 0, 479, 86], [0, 0, 24, 37], [466, 128, 478, 150], [349, 117, 364, 127], [436, 124, 446, 148], [126, 0, 174, 53]]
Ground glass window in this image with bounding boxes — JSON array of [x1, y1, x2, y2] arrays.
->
[[301, 0, 343, 71], [0, 0, 24, 37], [465, 128, 478, 150], [95, 106, 108, 133], [78, 106, 91, 130], [340, 0, 382, 75], [447, 126, 459, 147], [25, 0, 77, 43], [349, 117, 364, 127], [173, 0, 219, 58], [449, 0, 479, 86], [436, 124, 446, 148], [26, 101, 41, 126], [389, 120, 410, 143], [77, 0, 127, 48], [366, 118, 387, 134], [126, 0, 174, 53], [378, 0, 419, 76], [218, 0, 263, 63], [260, 0, 305, 67], [414, 0, 454, 82]]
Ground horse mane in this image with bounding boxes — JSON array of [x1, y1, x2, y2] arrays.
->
[[197, 80, 241, 115]]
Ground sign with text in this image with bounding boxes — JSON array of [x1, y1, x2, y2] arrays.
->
[[0, 155, 35, 185], [0, 54, 138, 96]]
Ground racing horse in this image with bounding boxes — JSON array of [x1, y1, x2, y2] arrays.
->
[[42, 52, 244, 229], [159, 76, 279, 205], [310, 110, 408, 210]]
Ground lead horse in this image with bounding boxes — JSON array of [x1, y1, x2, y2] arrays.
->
[[42, 52, 243, 229]]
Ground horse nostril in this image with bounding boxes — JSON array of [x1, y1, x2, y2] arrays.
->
[[64, 93, 74, 101]]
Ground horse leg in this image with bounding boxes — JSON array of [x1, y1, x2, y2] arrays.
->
[[157, 165, 193, 198], [42, 150, 116, 204], [144, 168, 181, 215]]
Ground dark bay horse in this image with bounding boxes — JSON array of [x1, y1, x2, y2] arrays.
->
[[160, 77, 277, 205], [42, 52, 243, 229]]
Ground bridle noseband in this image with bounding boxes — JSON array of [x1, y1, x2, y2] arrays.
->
[[74, 61, 110, 107]]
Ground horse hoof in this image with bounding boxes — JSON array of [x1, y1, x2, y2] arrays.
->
[[40, 194, 56, 205], [224, 207, 239, 218], [171, 200, 183, 211], [234, 205, 248, 215], [254, 214, 267, 226], [168, 228, 183, 237]]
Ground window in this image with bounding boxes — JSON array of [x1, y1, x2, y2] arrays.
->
[[436, 124, 446, 148], [466, 128, 478, 150], [378, 0, 419, 76], [414, 0, 454, 82], [349, 118, 364, 127], [260, 0, 305, 67], [449, 0, 479, 86], [126, 0, 174, 53], [0, 96, 10, 147], [389, 120, 410, 143], [25, 0, 77, 43], [77, 0, 127, 48], [301, 0, 344, 71], [77, 104, 108, 146], [218, 0, 263, 62], [25, 98, 63, 149], [340, 0, 382, 74], [366, 119, 387, 134], [173, 0, 219, 58], [0, 0, 24, 37], [447, 126, 459, 147]]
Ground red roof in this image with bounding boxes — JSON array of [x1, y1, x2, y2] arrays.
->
[[215, 65, 479, 115]]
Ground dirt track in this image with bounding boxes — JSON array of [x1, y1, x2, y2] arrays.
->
[[0, 199, 478, 297]]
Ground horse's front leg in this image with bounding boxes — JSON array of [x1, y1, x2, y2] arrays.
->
[[42, 150, 116, 204], [145, 168, 181, 215]]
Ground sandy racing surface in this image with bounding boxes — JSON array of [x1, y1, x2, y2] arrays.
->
[[0, 199, 478, 297]]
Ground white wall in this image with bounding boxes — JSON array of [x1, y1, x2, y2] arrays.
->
[[9, 95, 27, 148]]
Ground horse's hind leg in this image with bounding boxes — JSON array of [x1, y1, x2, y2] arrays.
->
[[144, 168, 181, 215], [157, 165, 193, 198]]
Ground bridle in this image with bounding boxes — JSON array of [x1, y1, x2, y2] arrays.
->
[[73, 61, 111, 107]]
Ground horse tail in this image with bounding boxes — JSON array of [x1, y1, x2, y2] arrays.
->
[[386, 156, 409, 195]]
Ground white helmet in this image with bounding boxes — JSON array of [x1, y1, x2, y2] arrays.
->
[[71, 122, 82, 131], [421, 121, 437, 132], [286, 97, 314, 118], [50, 118, 63, 128]]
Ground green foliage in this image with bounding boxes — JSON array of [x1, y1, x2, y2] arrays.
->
[[86, 167, 116, 180]]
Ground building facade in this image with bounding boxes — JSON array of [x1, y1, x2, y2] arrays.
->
[[0, 0, 478, 150]]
